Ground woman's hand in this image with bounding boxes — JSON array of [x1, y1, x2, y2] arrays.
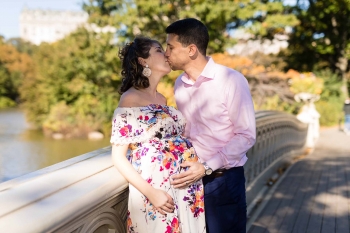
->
[[112, 145, 175, 215], [147, 188, 175, 215]]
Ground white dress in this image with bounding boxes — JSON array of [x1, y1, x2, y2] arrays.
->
[[110, 104, 206, 233]]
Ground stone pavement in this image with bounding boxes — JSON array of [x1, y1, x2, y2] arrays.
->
[[248, 127, 350, 233]]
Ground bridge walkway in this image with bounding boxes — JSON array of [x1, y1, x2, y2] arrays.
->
[[248, 127, 350, 233]]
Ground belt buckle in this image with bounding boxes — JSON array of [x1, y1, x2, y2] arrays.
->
[[211, 169, 226, 178]]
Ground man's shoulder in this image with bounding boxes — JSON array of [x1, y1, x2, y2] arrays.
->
[[175, 74, 183, 82], [214, 63, 245, 81]]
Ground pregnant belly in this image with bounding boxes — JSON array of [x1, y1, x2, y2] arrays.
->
[[161, 135, 199, 165], [129, 135, 199, 176]]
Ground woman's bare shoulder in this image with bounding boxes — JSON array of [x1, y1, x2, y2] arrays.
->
[[118, 88, 167, 107], [118, 89, 142, 107]]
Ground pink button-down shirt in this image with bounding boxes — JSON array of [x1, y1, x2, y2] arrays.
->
[[174, 57, 256, 171]]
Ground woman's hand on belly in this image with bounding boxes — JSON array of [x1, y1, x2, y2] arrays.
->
[[147, 188, 175, 215], [112, 144, 174, 215]]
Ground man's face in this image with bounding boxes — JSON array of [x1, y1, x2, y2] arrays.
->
[[165, 34, 189, 71]]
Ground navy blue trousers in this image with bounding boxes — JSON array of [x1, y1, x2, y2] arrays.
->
[[202, 166, 246, 233]]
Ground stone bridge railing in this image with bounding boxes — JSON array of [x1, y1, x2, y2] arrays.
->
[[245, 111, 308, 216], [0, 111, 308, 233]]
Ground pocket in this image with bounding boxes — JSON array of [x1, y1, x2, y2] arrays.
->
[[204, 176, 226, 196], [224, 170, 246, 205]]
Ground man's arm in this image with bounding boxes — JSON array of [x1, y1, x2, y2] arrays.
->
[[205, 72, 256, 171], [171, 71, 256, 188]]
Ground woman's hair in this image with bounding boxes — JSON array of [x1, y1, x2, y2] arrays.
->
[[118, 36, 161, 94]]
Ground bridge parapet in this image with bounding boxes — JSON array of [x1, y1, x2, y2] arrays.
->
[[245, 111, 308, 215], [0, 111, 307, 233]]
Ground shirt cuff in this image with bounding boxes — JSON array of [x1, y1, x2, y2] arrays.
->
[[205, 153, 225, 171]]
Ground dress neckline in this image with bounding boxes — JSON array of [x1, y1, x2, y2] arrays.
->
[[117, 103, 172, 109]]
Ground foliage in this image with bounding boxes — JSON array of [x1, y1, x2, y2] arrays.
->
[[314, 69, 344, 100], [0, 38, 35, 109], [211, 53, 302, 113], [0, 97, 16, 108], [83, 0, 298, 53], [314, 69, 345, 126], [6, 38, 38, 56], [19, 28, 121, 136], [16, 0, 349, 136], [257, 94, 301, 113], [158, 69, 183, 108], [316, 100, 343, 126], [285, 0, 350, 97], [289, 72, 323, 95]]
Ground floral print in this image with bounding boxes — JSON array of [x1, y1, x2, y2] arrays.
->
[[111, 104, 205, 233], [166, 217, 180, 233]]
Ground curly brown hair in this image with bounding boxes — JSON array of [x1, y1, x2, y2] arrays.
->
[[118, 36, 161, 94]]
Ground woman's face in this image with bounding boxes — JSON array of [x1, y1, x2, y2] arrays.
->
[[145, 43, 171, 76]]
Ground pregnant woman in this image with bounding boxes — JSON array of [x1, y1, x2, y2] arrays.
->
[[110, 36, 205, 233]]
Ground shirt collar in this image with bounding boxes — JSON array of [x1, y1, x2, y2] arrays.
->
[[180, 56, 216, 85]]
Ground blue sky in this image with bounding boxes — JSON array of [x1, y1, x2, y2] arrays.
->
[[0, 0, 86, 39]]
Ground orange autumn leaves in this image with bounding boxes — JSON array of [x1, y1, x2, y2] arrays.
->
[[211, 53, 324, 95]]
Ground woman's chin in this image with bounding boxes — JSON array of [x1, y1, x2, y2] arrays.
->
[[164, 68, 172, 75], [163, 71, 171, 76]]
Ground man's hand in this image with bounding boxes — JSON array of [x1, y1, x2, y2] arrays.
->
[[171, 161, 206, 189]]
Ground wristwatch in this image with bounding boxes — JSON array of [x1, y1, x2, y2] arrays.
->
[[202, 162, 213, 175]]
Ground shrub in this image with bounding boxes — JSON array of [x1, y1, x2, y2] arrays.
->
[[315, 99, 343, 126]]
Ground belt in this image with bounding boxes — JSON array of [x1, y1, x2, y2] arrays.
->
[[206, 167, 242, 178], [207, 168, 227, 178]]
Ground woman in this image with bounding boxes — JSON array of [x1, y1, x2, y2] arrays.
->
[[110, 36, 206, 233]]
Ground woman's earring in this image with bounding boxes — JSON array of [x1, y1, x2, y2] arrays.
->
[[142, 65, 152, 77]]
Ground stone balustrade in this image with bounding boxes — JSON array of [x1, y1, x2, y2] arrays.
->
[[0, 111, 308, 233], [245, 111, 308, 215]]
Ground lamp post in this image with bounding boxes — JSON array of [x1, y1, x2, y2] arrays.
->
[[294, 92, 320, 148]]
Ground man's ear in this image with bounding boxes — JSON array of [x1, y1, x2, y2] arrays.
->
[[188, 44, 198, 57], [138, 57, 145, 66]]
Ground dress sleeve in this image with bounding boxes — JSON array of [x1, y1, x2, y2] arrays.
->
[[110, 108, 149, 145]]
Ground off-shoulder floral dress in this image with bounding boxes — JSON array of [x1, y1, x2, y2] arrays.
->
[[110, 104, 205, 233]]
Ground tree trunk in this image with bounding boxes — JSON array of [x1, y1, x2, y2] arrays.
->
[[335, 54, 348, 98], [334, 19, 349, 99]]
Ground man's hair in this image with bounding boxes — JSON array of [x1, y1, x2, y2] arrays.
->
[[166, 18, 209, 56]]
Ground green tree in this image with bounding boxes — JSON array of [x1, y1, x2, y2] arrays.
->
[[0, 38, 35, 108], [20, 28, 121, 136], [314, 69, 345, 126], [286, 0, 350, 97], [83, 0, 299, 53], [6, 37, 38, 55]]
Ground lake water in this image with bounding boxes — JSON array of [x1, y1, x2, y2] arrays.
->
[[0, 108, 110, 183]]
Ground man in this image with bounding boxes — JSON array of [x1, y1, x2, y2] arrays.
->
[[165, 18, 256, 233]]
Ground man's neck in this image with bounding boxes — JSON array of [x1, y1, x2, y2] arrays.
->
[[184, 56, 209, 82]]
